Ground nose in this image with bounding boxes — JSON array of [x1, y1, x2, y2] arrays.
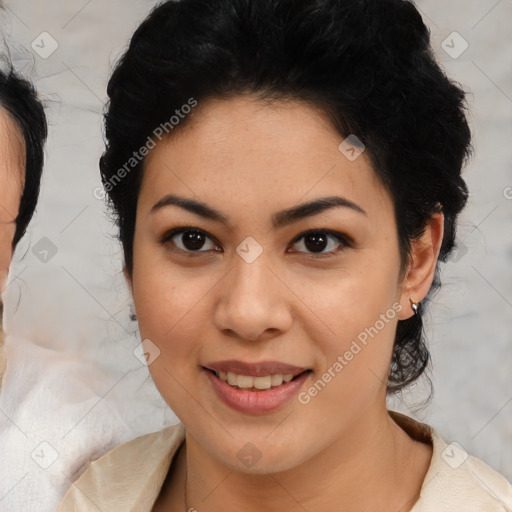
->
[[213, 251, 293, 342]]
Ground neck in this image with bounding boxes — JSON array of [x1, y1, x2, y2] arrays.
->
[[176, 403, 431, 512]]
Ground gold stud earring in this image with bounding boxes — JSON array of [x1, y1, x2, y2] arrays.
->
[[409, 298, 420, 315]]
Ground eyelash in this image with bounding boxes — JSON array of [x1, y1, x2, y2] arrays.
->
[[159, 227, 352, 258]]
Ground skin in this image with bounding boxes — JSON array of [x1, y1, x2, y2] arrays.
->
[[0, 108, 25, 293], [126, 95, 443, 511]]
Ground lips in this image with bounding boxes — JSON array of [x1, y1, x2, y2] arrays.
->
[[203, 359, 308, 377], [203, 365, 312, 414]]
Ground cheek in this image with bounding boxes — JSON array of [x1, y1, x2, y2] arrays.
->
[[289, 259, 400, 407], [298, 291, 399, 428], [0, 175, 22, 289], [288, 254, 400, 345], [133, 269, 206, 356], [131, 243, 218, 397], [0, 225, 15, 290], [132, 273, 200, 412], [133, 245, 222, 333]]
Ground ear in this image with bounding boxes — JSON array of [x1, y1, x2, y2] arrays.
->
[[397, 212, 444, 320]]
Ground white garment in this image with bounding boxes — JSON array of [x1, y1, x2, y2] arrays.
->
[[58, 410, 512, 511]]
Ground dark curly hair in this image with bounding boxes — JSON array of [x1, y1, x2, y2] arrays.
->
[[0, 60, 47, 249], [99, 0, 472, 394]]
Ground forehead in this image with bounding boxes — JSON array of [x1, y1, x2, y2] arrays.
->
[[140, 96, 392, 220]]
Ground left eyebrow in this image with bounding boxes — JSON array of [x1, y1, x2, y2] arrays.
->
[[150, 194, 367, 229], [272, 196, 367, 229]]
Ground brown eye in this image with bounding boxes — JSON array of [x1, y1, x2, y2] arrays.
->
[[161, 228, 220, 254], [289, 230, 350, 256]]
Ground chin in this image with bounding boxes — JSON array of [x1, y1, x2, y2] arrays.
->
[[206, 434, 311, 475], [223, 453, 302, 475]]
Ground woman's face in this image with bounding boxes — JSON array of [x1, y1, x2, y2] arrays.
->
[[0, 109, 24, 292], [130, 95, 419, 472]]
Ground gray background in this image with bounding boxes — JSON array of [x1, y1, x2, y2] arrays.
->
[[0, 1, 510, 510]]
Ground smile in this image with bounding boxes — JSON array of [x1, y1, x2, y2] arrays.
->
[[202, 362, 312, 414], [213, 370, 305, 391]]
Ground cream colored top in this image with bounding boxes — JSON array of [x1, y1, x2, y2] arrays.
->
[[58, 411, 512, 511]]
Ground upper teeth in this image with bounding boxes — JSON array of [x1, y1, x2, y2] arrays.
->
[[216, 371, 295, 390]]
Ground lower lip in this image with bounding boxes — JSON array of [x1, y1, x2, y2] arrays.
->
[[203, 368, 311, 414]]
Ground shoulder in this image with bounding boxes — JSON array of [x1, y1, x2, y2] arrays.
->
[[414, 423, 512, 510], [58, 422, 186, 512], [389, 410, 512, 511]]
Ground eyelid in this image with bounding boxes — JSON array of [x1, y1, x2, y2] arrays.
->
[[289, 229, 353, 248], [159, 226, 221, 251], [160, 226, 353, 256]]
